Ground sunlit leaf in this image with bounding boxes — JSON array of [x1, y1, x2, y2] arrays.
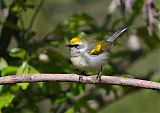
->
[[0, 85, 3, 94], [0, 93, 15, 110], [0, 57, 8, 71], [1, 66, 18, 76], [65, 107, 74, 113], [9, 48, 26, 59], [16, 61, 29, 74], [10, 4, 22, 13], [29, 65, 39, 74], [17, 83, 29, 90]]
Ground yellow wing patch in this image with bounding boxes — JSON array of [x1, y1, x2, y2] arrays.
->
[[69, 37, 81, 45], [89, 41, 108, 55]]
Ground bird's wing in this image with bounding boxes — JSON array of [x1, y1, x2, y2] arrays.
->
[[87, 28, 127, 55], [87, 41, 112, 55]]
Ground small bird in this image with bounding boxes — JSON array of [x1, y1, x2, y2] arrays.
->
[[66, 28, 127, 80]]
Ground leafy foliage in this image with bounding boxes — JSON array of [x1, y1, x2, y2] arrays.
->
[[0, 0, 160, 113]]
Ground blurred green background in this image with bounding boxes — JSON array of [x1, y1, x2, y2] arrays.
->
[[0, 0, 160, 113]]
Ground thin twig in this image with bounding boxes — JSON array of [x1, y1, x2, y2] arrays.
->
[[27, 0, 44, 30], [145, 0, 154, 36], [0, 74, 160, 90], [19, 14, 25, 29]]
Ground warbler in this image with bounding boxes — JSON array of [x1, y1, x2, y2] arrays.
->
[[66, 28, 127, 80]]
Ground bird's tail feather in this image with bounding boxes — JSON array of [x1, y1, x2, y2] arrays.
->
[[106, 28, 127, 43]]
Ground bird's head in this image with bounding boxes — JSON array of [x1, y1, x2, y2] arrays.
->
[[66, 37, 88, 57]]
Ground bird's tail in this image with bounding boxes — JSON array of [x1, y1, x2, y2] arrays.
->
[[106, 28, 127, 43]]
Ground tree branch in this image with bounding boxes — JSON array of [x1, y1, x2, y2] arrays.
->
[[0, 0, 26, 60], [27, 0, 44, 30], [0, 74, 160, 90]]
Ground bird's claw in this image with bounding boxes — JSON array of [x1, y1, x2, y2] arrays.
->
[[79, 75, 83, 82], [96, 74, 101, 83]]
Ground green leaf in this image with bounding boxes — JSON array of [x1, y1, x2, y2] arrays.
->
[[1, 66, 18, 76], [0, 85, 3, 94], [16, 62, 39, 90], [11, 4, 22, 13], [16, 61, 39, 74], [28, 65, 39, 74], [16, 61, 29, 74], [10, 85, 20, 92], [0, 57, 8, 71], [17, 83, 29, 90], [0, 93, 15, 110], [9, 48, 26, 59], [54, 13, 99, 41], [65, 107, 74, 113], [16, 62, 30, 90]]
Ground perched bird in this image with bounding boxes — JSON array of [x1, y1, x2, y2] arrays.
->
[[66, 28, 127, 80]]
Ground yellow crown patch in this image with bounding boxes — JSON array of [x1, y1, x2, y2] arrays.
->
[[69, 37, 81, 45]]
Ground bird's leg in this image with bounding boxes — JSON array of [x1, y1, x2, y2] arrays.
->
[[79, 71, 86, 82], [97, 66, 103, 82]]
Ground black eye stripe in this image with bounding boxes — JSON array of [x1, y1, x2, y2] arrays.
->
[[69, 44, 79, 47], [74, 44, 79, 47]]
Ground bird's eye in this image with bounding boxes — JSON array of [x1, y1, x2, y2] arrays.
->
[[74, 44, 79, 48]]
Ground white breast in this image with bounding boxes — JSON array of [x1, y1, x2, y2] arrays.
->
[[71, 56, 88, 71], [71, 52, 108, 71]]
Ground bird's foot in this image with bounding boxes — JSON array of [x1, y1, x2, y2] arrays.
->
[[96, 74, 101, 83], [79, 71, 86, 82], [97, 68, 102, 83], [79, 75, 83, 82]]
